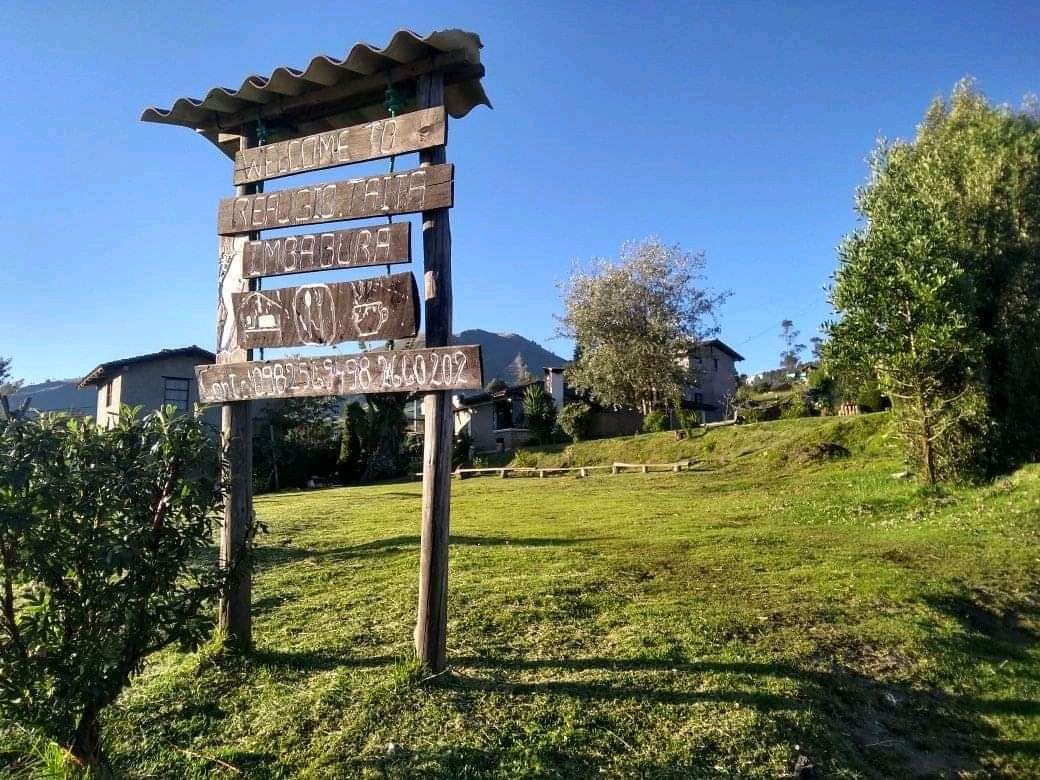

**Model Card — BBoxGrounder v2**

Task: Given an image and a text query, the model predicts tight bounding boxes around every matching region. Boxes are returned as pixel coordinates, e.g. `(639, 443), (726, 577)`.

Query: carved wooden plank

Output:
(242, 223), (410, 279)
(217, 164), (453, 235)
(196, 345), (483, 403)
(231, 272), (419, 349)
(216, 235), (250, 363)
(233, 107), (446, 185)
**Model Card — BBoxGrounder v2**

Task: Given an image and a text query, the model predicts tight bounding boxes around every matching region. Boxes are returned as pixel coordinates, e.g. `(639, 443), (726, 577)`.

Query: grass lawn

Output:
(8, 414), (1040, 777)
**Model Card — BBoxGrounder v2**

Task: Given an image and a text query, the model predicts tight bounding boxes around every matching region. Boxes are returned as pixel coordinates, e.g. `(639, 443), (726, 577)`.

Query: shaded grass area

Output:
(5, 414), (1040, 777)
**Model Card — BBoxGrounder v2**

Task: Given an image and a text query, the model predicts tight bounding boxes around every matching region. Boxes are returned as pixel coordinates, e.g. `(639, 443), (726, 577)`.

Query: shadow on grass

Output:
(445, 654), (1037, 775)
(925, 588), (1040, 662)
(255, 534), (602, 566)
(229, 645), (1037, 774)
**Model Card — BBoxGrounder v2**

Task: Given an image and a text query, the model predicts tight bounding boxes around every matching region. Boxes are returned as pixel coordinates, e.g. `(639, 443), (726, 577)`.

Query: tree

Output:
(558, 401), (593, 442)
(557, 238), (728, 413)
(254, 396), (340, 491)
(337, 401), (367, 483)
(826, 80), (1040, 481)
(361, 393), (409, 482)
(779, 320), (806, 374)
(0, 356), (22, 398)
(810, 336), (824, 362)
(521, 384), (556, 444)
(0, 407), (229, 766)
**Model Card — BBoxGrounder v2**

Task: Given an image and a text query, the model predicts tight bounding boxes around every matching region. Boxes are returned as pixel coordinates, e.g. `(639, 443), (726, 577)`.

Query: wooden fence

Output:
(414, 460), (697, 480)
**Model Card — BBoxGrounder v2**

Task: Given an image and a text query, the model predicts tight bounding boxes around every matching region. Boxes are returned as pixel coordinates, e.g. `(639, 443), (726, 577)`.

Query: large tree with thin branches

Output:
(556, 238), (728, 413)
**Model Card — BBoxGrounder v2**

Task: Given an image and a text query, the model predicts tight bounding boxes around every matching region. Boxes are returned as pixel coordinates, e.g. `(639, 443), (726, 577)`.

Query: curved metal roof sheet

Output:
(141, 29), (490, 157)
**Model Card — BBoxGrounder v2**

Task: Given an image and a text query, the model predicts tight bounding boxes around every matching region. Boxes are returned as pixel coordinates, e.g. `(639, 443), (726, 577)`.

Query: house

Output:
(79, 346), (220, 429)
(677, 339), (744, 422)
(546, 340), (744, 424)
(455, 339), (745, 453)
(453, 380), (540, 454)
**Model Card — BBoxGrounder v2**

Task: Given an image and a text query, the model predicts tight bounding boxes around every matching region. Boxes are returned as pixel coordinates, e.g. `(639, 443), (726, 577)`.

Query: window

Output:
(105, 381), (113, 407)
(713, 358), (719, 371)
(163, 377), (191, 413)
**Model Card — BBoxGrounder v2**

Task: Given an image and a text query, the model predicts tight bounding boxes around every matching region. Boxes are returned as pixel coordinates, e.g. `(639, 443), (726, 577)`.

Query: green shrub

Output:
(522, 385), (557, 445)
(677, 408), (703, 437)
(642, 410), (668, 433)
(856, 384), (885, 413)
(0, 407), (231, 766)
(511, 449), (537, 468)
(559, 401), (593, 442)
(780, 399), (813, 419)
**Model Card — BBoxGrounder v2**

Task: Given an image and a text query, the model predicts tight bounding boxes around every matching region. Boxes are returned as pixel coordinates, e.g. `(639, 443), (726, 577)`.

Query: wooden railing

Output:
(414, 460), (697, 480)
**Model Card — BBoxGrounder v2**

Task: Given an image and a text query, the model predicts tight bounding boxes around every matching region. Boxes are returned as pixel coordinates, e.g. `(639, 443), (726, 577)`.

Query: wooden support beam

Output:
(415, 71), (453, 674)
(219, 132), (256, 649)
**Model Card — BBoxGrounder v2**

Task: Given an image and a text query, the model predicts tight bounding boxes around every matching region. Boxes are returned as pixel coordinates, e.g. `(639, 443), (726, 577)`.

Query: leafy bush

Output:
(856, 384), (886, 413)
(522, 385), (557, 444)
(780, 398), (813, 419)
(511, 449), (538, 468)
(676, 408), (703, 437)
(642, 410), (668, 433)
(0, 407), (229, 766)
(558, 401), (593, 442)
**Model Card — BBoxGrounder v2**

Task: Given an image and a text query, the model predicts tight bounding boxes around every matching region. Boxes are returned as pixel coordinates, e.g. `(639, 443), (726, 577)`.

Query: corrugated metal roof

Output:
(80, 346), (215, 388)
(141, 29), (490, 157)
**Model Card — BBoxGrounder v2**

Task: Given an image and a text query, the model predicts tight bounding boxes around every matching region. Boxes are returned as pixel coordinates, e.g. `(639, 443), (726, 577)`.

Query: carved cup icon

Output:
(352, 301), (390, 337)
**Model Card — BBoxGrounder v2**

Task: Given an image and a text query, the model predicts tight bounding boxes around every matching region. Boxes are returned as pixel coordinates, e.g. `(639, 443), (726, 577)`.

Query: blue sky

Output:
(1, 1), (1037, 383)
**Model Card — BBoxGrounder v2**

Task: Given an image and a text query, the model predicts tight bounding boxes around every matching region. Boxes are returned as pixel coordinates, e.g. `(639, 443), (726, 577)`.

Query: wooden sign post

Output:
(220, 130), (258, 647)
(143, 32), (489, 671)
(415, 71), (454, 673)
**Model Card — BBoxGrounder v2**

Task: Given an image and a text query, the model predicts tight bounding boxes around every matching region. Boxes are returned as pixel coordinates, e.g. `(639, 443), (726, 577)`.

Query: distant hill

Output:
(449, 329), (567, 387)
(9, 379), (94, 415)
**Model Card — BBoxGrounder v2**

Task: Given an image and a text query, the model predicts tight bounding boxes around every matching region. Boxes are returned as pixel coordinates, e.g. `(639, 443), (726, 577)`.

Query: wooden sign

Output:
(232, 272), (418, 349)
(196, 345), (484, 403)
(243, 223), (410, 279)
(234, 107), (446, 185)
(217, 164), (453, 235)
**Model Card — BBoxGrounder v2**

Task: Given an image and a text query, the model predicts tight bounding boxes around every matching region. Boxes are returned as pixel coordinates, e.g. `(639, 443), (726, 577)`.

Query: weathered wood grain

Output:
(415, 72), (454, 674)
(234, 107), (446, 185)
(219, 132), (255, 650)
(196, 345), (483, 403)
(231, 272), (419, 349)
(217, 164), (453, 235)
(216, 235), (250, 364)
(242, 223), (410, 279)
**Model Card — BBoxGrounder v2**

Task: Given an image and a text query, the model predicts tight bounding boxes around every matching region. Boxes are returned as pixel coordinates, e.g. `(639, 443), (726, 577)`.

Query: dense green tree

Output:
(0, 408), (228, 766)
(254, 396), (340, 491)
(362, 393), (409, 482)
(521, 385), (557, 444)
(337, 401), (367, 483)
(0, 357), (22, 398)
(558, 401), (593, 442)
(826, 80), (1040, 481)
(557, 238), (728, 413)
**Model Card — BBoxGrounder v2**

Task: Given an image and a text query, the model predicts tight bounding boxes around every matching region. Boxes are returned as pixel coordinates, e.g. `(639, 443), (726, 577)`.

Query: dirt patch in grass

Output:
(790, 441), (851, 463)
